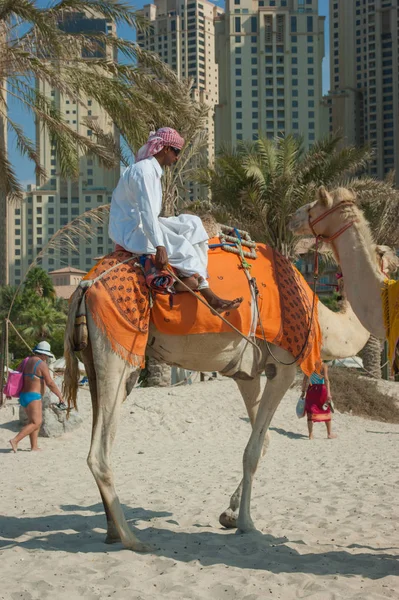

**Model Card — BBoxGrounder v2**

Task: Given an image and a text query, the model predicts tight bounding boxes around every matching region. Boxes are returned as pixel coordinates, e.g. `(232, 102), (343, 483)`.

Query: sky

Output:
(9, 0), (330, 187)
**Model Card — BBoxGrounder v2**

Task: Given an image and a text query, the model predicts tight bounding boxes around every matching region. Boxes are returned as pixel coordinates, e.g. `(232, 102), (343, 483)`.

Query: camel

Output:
(289, 186), (389, 340)
(63, 203), (371, 552)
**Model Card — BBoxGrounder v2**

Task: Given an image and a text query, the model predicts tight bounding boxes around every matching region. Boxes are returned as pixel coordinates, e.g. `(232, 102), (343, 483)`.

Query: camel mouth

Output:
(288, 216), (302, 232)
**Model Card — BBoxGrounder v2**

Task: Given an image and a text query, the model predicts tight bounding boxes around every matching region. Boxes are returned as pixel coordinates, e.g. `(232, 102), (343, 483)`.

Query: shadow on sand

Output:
(0, 503), (396, 579)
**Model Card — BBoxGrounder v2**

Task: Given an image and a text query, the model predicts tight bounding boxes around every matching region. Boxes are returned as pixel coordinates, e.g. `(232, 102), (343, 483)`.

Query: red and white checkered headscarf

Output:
(135, 127), (185, 163)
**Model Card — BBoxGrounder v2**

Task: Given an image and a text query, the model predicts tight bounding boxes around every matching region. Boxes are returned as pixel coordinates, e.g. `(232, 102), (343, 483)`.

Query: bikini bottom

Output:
(19, 392), (42, 408)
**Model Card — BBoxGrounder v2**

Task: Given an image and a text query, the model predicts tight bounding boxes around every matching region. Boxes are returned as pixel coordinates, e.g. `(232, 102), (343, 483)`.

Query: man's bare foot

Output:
(31, 447), (42, 451)
(9, 439), (17, 453)
(200, 289), (243, 314)
(309, 434), (314, 440)
(327, 433), (337, 439)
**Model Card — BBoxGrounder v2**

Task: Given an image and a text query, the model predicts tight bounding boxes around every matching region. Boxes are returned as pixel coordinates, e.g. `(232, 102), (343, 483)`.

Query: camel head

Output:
(289, 186), (357, 237)
(376, 245), (399, 277)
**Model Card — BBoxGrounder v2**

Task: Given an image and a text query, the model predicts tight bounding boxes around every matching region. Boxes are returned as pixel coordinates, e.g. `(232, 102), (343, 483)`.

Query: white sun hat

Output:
(33, 341), (55, 359)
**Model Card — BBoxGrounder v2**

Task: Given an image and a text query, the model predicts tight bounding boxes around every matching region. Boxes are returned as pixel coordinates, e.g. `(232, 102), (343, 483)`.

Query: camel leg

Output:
(85, 327), (150, 552)
(237, 363), (296, 533)
(219, 376), (266, 529)
(81, 341), (121, 544)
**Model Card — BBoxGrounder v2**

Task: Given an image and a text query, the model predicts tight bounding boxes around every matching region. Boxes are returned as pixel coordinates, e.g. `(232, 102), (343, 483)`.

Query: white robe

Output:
(109, 157), (209, 281)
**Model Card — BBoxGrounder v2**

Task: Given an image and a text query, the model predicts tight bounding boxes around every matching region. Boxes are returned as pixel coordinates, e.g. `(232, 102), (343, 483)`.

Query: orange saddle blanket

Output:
(83, 240), (322, 376)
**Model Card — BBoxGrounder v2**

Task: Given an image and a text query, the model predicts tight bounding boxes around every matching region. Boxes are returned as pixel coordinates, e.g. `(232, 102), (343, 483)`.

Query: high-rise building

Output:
(137, 0), (223, 201)
(8, 12), (120, 285)
(328, 0), (399, 183)
(215, 0), (328, 148)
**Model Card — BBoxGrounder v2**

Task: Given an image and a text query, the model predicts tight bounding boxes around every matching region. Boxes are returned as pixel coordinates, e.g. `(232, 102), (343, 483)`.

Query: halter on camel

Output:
(307, 199), (358, 278)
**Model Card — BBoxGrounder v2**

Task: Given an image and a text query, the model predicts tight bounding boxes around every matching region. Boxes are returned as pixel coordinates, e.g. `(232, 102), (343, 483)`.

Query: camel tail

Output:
(63, 286), (85, 413)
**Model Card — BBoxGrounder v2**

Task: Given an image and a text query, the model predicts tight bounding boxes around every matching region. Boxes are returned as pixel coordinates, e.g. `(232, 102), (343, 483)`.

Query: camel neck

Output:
(331, 225), (386, 339)
(318, 298), (369, 360)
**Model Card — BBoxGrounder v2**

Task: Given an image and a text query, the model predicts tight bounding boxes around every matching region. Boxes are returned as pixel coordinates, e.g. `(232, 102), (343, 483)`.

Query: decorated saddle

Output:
(81, 236), (322, 376)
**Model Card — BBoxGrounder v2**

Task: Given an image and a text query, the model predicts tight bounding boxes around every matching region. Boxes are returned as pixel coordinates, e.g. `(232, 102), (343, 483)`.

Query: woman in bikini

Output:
(9, 341), (65, 453)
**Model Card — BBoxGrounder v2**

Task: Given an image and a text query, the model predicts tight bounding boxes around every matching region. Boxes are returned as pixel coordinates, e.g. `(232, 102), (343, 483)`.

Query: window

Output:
(291, 16), (297, 32)
(307, 16), (313, 32)
(235, 17), (241, 33)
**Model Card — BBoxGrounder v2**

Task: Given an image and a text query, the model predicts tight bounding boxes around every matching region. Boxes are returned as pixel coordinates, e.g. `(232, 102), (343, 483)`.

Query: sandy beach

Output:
(0, 377), (398, 600)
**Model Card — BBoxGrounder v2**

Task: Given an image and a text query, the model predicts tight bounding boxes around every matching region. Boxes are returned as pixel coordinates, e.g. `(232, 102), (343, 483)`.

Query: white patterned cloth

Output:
(109, 157), (209, 283)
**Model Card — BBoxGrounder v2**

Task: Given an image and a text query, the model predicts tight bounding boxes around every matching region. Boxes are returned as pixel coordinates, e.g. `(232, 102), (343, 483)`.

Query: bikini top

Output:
(23, 359), (44, 380)
(309, 372), (325, 385)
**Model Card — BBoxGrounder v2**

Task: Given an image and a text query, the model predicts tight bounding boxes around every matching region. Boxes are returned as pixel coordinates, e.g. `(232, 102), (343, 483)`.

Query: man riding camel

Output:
(109, 127), (243, 313)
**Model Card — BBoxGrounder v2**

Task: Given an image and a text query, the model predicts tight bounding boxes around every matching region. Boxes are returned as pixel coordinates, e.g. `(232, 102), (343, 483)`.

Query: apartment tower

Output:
(8, 11), (119, 285)
(215, 0), (327, 148)
(328, 0), (399, 183)
(137, 0), (223, 200)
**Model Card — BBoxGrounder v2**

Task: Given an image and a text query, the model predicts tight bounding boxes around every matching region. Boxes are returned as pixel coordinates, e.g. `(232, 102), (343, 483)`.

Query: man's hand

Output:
(155, 246), (168, 270)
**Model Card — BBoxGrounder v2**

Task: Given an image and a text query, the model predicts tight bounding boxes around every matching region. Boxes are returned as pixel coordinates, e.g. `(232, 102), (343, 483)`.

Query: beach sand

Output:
(0, 378), (398, 599)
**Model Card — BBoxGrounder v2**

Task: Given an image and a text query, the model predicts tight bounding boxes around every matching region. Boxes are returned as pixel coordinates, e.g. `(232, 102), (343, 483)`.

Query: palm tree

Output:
(194, 134), (378, 258)
(20, 297), (66, 341)
(0, 0), (207, 285)
(24, 266), (56, 299)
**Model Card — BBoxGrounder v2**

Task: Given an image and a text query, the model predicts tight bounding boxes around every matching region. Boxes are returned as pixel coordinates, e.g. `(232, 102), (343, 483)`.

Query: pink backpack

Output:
(3, 358), (29, 398)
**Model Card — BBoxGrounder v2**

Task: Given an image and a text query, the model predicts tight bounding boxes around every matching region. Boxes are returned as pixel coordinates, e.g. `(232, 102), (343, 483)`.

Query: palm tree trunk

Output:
(145, 356), (171, 387)
(358, 335), (382, 379)
(0, 82), (8, 286)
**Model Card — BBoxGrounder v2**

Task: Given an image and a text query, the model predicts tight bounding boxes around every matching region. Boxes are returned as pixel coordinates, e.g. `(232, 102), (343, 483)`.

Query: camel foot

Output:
(104, 522), (121, 544)
(105, 534), (121, 544)
(219, 509), (238, 529)
(123, 540), (154, 553)
(9, 439), (17, 453)
(236, 518), (257, 534)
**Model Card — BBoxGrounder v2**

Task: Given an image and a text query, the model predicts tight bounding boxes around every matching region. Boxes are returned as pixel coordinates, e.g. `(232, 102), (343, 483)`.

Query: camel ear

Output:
(317, 186), (332, 207)
(348, 188), (358, 203)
